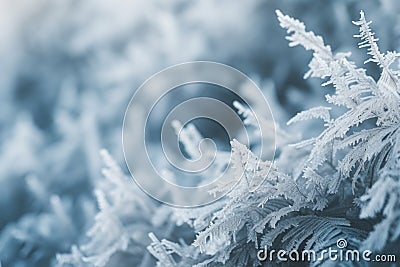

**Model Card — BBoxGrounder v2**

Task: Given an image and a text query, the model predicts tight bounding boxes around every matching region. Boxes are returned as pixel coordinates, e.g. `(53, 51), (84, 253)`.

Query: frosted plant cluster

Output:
(59, 10), (400, 267)
(145, 9), (400, 267)
(1, 1), (400, 267)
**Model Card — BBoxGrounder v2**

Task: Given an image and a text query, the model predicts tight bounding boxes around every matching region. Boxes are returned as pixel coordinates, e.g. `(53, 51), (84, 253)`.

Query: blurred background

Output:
(0, 0), (399, 266)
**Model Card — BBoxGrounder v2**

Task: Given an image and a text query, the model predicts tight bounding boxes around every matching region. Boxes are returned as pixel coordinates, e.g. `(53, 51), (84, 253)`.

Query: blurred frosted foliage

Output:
(0, 0), (399, 266)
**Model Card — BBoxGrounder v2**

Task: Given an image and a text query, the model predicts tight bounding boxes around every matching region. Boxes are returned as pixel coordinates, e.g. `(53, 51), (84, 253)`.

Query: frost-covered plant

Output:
(148, 10), (400, 267)
(0, 1), (287, 266)
(56, 150), (166, 267)
(2, 2), (400, 266)
(57, 120), (229, 267)
(278, 9), (400, 252)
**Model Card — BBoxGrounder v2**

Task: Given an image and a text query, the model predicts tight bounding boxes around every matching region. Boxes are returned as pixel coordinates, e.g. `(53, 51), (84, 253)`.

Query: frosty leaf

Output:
(353, 11), (386, 67)
(147, 233), (177, 267)
(171, 120), (204, 160)
(276, 10), (333, 62)
(233, 101), (258, 127)
(58, 150), (161, 267)
(287, 106), (332, 125)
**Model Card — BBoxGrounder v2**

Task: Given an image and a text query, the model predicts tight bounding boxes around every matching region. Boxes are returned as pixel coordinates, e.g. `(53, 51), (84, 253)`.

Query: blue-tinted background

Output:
(0, 0), (399, 266)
